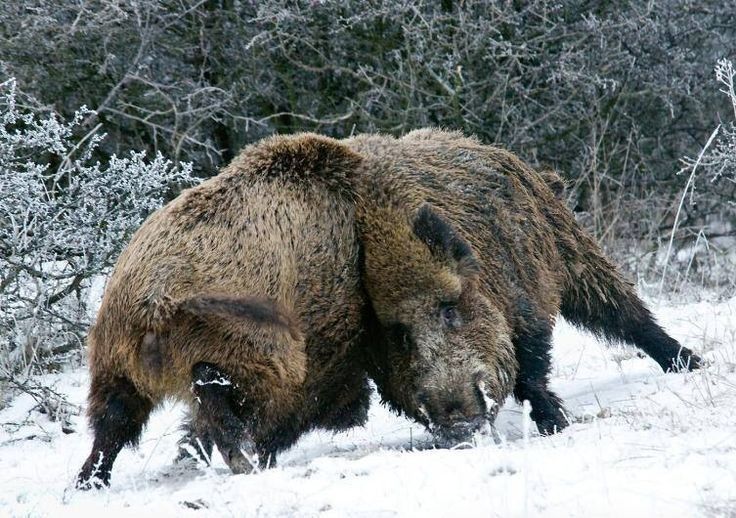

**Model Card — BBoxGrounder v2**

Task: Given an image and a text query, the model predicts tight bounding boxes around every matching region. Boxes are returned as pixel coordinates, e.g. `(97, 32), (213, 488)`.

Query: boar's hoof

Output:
(75, 469), (110, 491)
(665, 349), (702, 372)
(533, 405), (569, 436)
(221, 447), (256, 475)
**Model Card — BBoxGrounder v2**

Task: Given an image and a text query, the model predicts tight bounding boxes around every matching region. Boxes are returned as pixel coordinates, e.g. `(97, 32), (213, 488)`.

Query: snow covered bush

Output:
(0, 79), (197, 376)
(655, 60), (736, 297)
(691, 59), (736, 294)
(705, 60), (736, 187)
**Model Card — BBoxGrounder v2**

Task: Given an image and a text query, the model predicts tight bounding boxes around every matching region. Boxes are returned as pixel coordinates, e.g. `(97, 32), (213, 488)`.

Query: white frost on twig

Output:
(194, 377), (232, 387)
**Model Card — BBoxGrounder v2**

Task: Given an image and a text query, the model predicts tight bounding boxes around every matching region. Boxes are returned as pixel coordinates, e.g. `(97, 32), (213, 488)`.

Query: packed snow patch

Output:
(1, 299), (735, 517)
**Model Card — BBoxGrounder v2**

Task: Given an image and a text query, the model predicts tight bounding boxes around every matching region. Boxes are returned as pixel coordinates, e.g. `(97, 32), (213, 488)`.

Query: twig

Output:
(658, 125), (720, 299)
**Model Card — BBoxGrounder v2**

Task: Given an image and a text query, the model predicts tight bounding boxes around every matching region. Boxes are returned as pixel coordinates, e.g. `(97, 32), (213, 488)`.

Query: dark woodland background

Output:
(1, 0), (735, 377)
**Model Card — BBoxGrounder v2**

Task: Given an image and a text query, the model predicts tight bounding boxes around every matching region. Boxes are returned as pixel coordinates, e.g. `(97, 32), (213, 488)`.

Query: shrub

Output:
(0, 79), (197, 375)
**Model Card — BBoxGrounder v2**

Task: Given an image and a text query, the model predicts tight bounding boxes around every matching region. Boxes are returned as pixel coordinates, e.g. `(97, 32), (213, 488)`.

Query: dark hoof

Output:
(531, 400), (569, 436)
(536, 415), (569, 436)
(76, 456), (111, 490)
(75, 472), (109, 491)
(174, 450), (206, 470)
(664, 349), (702, 372)
(522, 390), (569, 436)
(221, 447), (256, 475)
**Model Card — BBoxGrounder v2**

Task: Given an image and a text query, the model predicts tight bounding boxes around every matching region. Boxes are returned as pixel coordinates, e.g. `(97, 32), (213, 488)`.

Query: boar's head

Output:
(360, 203), (517, 446)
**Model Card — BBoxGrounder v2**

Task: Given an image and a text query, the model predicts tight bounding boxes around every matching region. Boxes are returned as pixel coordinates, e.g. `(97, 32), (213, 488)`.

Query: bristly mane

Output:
(232, 133), (363, 199)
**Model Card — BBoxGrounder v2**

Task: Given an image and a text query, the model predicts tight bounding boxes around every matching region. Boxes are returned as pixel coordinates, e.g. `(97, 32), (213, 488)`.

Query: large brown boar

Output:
(346, 128), (701, 443)
(76, 134), (374, 489)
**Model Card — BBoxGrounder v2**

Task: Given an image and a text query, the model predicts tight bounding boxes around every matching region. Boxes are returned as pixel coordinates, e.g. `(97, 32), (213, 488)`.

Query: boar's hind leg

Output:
(77, 376), (153, 490)
(191, 362), (257, 475)
(513, 317), (568, 435)
(175, 408), (214, 466)
(561, 261), (701, 372)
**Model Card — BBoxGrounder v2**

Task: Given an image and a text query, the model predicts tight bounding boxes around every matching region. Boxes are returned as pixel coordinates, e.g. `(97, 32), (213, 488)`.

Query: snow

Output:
(2, 299), (735, 517)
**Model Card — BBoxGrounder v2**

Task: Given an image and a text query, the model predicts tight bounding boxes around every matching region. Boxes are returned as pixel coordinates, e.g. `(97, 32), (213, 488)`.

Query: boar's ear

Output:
(412, 204), (479, 275)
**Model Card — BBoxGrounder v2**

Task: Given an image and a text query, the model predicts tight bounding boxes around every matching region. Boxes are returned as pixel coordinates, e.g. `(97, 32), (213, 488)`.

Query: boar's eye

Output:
(387, 322), (413, 352)
(439, 303), (461, 329)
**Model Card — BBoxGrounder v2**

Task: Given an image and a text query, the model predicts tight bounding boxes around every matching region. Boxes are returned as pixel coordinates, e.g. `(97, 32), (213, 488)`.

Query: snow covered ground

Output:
(1, 298), (735, 517)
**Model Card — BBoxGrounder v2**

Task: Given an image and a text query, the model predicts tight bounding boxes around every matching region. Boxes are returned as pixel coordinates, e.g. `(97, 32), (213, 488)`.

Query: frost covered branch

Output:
(0, 79), (197, 376)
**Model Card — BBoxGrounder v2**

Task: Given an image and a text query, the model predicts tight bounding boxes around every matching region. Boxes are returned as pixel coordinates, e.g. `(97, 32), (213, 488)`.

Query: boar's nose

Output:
(444, 398), (465, 422)
(416, 389), (477, 424)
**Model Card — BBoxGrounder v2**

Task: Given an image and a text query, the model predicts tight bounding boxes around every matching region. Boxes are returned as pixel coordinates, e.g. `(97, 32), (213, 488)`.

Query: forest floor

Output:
(2, 298), (735, 517)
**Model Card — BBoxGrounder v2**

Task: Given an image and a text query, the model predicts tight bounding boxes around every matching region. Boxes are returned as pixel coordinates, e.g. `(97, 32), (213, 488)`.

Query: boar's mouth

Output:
(417, 379), (500, 448)
(430, 415), (491, 449)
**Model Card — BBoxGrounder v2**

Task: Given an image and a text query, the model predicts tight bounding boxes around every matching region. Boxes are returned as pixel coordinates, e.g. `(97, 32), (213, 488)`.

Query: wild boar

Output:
(76, 134), (373, 488)
(346, 128), (700, 442)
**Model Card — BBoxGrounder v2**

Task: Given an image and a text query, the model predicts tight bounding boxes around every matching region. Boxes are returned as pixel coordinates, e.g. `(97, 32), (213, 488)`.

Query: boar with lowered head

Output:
(347, 128), (701, 444)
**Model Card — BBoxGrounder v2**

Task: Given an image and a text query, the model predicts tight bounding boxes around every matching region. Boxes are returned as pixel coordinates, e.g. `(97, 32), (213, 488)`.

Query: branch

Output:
(658, 125), (721, 298)
(46, 273), (85, 306)
(256, 110), (355, 125)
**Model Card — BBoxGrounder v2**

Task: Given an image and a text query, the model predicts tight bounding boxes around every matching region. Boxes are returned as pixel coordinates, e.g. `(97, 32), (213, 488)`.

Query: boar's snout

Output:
(430, 415), (489, 449)
(415, 374), (497, 446)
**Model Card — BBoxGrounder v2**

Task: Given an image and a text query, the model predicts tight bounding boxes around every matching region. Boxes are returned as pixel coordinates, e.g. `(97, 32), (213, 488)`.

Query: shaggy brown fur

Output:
(346, 128), (701, 437)
(77, 134), (373, 488)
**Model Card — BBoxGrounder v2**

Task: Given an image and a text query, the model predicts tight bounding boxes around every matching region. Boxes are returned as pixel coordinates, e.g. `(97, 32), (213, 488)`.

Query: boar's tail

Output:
(146, 294), (302, 341)
(178, 295), (302, 341)
(558, 234), (700, 372)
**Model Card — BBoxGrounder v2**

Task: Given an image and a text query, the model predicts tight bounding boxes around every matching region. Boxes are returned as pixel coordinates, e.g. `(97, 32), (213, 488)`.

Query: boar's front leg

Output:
(190, 362), (257, 474)
(512, 315), (569, 435)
